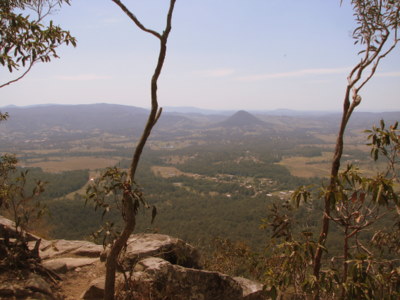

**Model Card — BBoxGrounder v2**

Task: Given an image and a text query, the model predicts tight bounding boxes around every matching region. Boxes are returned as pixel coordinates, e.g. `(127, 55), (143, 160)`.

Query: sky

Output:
(1, 0), (399, 112)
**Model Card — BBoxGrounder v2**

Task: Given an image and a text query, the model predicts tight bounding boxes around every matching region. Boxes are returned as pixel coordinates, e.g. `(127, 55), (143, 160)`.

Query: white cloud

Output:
(237, 67), (351, 81)
(194, 68), (235, 78)
(57, 74), (112, 81)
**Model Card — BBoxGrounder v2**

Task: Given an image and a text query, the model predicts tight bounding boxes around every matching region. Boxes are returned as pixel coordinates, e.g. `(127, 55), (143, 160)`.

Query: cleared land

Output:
(22, 156), (121, 173)
(278, 152), (332, 178)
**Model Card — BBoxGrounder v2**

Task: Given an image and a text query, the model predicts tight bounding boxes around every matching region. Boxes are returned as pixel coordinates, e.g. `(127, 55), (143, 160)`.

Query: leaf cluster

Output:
(0, 0), (76, 75)
(351, 0), (400, 49)
(366, 119), (400, 182)
(0, 154), (47, 234)
(85, 167), (156, 247)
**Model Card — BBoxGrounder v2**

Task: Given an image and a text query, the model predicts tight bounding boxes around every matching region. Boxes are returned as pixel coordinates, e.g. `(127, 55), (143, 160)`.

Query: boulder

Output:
(81, 257), (265, 300)
(112, 233), (201, 270)
(125, 257), (265, 300)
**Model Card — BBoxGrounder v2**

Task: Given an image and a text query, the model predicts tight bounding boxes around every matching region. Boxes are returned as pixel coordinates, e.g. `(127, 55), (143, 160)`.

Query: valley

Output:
(0, 104), (398, 251)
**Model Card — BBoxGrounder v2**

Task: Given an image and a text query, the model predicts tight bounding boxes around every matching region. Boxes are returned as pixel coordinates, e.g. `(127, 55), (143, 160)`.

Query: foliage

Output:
(308, 1), (400, 297)
(85, 167), (155, 246)
(0, 0), (76, 88)
(0, 153), (50, 280)
(366, 120), (400, 182)
(0, 154), (46, 235)
(264, 121), (400, 299)
(202, 237), (265, 280)
(0, 112), (9, 121)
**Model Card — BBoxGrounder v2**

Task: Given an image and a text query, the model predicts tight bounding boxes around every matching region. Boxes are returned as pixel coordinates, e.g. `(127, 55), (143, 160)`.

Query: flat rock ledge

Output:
(82, 257), (265, 300)
(1, 216), (265, 299)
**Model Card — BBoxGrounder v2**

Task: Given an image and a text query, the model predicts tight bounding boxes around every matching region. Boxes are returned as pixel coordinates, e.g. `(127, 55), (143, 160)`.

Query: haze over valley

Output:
(1, 103), (397, 250)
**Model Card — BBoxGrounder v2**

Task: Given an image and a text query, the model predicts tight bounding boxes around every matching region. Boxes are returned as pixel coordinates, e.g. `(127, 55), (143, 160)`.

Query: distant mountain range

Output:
(1, 103), (399, 138)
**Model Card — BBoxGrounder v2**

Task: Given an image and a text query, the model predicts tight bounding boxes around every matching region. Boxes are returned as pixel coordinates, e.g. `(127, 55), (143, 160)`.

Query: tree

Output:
(0, 0), (76, 88)
(312, 1), (399, 296)
(287, 1), (400, 298)
(86, 1), (177, 299)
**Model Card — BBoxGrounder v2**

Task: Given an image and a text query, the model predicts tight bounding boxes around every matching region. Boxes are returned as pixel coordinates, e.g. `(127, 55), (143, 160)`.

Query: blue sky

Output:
(1, 0), (399, 111)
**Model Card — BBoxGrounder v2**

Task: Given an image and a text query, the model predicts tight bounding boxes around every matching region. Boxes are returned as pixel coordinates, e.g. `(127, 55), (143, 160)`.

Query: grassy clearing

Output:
(278, 152), (332, 178)
(151, 166), (186, 178)
(22, 156), (121, 173)
(279, 151), (387, 178)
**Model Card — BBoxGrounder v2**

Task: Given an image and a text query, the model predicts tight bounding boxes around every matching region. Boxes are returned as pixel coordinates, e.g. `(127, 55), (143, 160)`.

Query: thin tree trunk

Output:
(312, 86), (356, 299)
(104, 1), (176, 299)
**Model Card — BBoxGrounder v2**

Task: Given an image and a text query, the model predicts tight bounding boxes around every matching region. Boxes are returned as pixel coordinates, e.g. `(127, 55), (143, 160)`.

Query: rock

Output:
(0, 215), (42, 242)
(80, 276), (105, 300)
(122, 257), (265, 300)
(0, 273), (56, 300)
(39, 239), (103, 260)
(25, 273), (53, 295)
(81, 274), (124, 300)
(113, 233), (201, 270)
(42, 257), (99, 274)
(233, 277), (265, 300)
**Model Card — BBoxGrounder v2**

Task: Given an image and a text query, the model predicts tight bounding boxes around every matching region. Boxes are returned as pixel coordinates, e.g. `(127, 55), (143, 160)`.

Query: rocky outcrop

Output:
(114, 233), (201, 270)
(82, 257), (265, 300)
(1, 216), (265, 299)
(126, 257), (264, 300)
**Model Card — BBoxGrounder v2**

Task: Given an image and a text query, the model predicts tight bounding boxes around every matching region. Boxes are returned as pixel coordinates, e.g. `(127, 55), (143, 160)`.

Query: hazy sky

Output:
(1, 0), (399, 111)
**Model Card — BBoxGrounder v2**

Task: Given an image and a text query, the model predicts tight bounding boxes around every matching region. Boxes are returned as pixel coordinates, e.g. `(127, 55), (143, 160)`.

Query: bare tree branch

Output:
(111, 0), (162, 39)
(0, 61), (34, 89)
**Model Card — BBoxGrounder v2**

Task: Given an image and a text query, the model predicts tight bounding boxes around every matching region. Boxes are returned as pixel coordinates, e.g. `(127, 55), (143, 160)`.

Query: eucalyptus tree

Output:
(85, 1), (177, 299)
(287, 1), (400, 299)
(0, 0), (76, 88)
(313, 0), (400, 288)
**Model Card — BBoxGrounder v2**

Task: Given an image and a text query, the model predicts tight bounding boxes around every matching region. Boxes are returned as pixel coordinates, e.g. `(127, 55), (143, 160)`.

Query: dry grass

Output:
(22, 156), (121, 173)
(151, 166), (185, 178)
(278, 152), (332, 178)
(278, 151), (387, 178)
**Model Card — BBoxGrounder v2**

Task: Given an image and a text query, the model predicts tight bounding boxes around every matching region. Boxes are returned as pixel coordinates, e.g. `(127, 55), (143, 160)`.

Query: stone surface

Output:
(117, 233), (201, 270)
(80, 276), (105, 300)
(0, 215), (42, 242)
(125, 257), (265, 300)
(1, 215), (265, 299)
(0, 273), (56, 300)
(233, 277), (265, 300)
(80, 274), (124, 300)
(25, 273), (53, 295)
(43, 257), (99, 274)
(39, 239), (103, 260)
